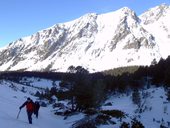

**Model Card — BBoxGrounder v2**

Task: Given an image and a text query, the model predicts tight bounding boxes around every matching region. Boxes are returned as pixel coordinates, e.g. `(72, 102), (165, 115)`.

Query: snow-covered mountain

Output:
(140, 4), (170, 59)
(0, 4), (170, 72)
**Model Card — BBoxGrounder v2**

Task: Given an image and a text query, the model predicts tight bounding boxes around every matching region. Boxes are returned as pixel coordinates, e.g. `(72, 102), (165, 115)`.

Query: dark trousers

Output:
(27, 111), (33, 124)
(34, 110), (39, 118)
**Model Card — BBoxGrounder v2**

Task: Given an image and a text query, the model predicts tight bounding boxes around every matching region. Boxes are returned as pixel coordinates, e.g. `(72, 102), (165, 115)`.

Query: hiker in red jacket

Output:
(19, 97), (34, 124)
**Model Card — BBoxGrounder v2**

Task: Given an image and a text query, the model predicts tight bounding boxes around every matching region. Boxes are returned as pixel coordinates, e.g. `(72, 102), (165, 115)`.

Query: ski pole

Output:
(17, 109), (21, 119)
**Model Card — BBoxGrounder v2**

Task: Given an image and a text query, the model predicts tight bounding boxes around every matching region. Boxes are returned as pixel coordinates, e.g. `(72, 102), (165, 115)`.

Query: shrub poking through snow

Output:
(131, 118), (144, 128)
(100, 109), (125, 119)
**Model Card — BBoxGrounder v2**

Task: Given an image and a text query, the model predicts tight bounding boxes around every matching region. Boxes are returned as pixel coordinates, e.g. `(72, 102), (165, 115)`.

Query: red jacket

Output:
(20, 100), (34, 112)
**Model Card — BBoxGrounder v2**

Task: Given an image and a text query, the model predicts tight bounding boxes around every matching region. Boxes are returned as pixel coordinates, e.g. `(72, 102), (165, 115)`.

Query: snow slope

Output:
(100, 87), (170, 128)
(0, 80), (81, 128)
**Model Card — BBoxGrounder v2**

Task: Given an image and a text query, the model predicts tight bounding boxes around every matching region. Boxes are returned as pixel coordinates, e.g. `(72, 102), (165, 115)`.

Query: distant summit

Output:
(140, 3), (170, 24)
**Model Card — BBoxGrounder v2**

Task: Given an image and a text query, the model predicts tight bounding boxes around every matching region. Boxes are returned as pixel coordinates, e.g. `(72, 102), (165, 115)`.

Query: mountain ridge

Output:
(0, 4), (169, 72)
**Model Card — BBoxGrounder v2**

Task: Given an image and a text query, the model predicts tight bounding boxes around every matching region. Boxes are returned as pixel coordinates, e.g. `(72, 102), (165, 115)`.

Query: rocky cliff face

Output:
(0, 4), (169, 72)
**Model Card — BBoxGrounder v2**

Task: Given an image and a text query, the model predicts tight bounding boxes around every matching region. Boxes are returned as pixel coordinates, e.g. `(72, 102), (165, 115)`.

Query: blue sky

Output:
(0, 0), (170, 48)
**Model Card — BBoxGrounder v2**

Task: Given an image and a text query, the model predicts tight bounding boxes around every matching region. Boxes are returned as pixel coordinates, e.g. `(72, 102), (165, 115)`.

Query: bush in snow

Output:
(72, 117), (97, 128)
(83, 108), (98, 115)
(95, 114), (111, 125)
(120, 122), (130, 128)
(131, 118), (144, 128)
(100, 110), (125, 119)
(132, 89), (141, 107)
(21, 86), (26, 93)
(166, 89), (170, 101)
(39, 101), (47, 107)
(160, 124), (168, 128)
(35, 91), (41, 97)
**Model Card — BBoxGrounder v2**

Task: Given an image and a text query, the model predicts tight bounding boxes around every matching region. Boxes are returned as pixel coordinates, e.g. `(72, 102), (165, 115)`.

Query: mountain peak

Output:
(158, 3), (169, 10)
(147, 3), (169, 13)
(116, 7), (139, 21)
(121, 7), (133, 12)
(117, 7), (135, 15)
(153, 3), (170, 15)
(140, 3), (170, 25)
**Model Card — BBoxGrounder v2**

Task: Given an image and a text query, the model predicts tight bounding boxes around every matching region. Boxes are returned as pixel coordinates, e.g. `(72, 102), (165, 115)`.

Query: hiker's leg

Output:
(27, 111), (32, 124)
(36, 111), (39, 118)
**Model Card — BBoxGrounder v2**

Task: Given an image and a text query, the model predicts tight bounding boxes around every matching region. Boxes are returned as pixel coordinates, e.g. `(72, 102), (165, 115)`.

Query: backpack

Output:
(26, 101), (34, 112)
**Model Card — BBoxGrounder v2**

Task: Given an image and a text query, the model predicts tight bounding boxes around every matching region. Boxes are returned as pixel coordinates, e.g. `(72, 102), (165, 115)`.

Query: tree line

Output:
(1, 56), (170, 111)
